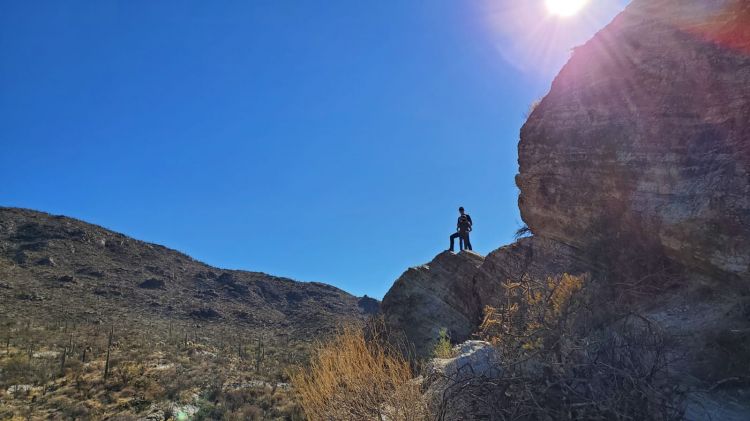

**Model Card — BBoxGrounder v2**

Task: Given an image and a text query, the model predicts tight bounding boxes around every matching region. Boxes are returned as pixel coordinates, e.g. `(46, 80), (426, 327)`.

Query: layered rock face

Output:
(517, 0), (750, 282)
(381, 251), (484, 358)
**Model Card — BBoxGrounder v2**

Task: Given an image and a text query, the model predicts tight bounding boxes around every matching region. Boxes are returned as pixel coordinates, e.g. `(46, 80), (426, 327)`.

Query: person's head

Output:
(458, 207), (465, 215)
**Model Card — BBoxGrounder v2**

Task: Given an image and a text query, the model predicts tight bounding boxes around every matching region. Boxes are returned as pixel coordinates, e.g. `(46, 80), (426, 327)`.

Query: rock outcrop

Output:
(381, 251), (484, 358)
(382, 239), (589, 359)
(514, 2), (750, 407)
(517, 0), (750, 283)
(383, 0), (750, 416)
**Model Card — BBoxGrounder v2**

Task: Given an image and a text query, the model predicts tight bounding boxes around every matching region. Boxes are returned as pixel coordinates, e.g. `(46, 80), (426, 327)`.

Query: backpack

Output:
(458, 215), (471, 231)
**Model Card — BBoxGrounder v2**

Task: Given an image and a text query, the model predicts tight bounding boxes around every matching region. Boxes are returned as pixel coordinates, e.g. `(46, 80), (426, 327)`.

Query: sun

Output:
(545, 0), (589, 17)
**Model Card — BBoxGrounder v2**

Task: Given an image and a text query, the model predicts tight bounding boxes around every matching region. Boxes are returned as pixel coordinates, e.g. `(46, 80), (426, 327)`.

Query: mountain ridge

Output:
(0, 206), (376, 341)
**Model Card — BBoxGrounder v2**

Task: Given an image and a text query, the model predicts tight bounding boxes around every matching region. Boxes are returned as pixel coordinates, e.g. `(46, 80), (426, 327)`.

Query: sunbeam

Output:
(546, 0), (590, 17)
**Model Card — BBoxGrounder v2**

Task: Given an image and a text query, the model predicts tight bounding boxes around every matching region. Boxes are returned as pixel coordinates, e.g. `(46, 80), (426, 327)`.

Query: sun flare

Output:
(545, 0), (589, 17)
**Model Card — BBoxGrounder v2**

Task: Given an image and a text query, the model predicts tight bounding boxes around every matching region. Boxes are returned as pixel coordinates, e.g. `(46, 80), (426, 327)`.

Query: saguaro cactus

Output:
(255, 336), (265, 373)
(103, 326), (113, 379)
(59, 345), (67, 377)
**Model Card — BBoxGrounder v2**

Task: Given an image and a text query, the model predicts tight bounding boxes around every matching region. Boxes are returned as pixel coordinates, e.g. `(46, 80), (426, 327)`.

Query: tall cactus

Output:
(103, 325), (113, 379)
(59, 345), (67, 377)
(255, 336), (264, 373)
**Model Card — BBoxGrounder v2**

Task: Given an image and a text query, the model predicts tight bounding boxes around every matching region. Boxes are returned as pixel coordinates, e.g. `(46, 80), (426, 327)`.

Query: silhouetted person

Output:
(449, 207), (473, 252)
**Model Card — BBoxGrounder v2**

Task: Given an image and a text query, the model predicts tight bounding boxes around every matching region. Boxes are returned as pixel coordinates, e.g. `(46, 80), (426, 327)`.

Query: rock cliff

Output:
(514, 1), (750, 403)
(383, 0), (750, 415)
(518, 0), (750, 283)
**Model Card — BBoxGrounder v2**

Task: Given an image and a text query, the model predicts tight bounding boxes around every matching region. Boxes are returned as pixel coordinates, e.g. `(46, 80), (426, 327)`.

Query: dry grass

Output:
(290, 323), (428, 421)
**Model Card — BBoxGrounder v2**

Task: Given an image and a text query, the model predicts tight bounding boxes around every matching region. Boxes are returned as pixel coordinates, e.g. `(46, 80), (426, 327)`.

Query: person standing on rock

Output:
(449, 207), (473, 252)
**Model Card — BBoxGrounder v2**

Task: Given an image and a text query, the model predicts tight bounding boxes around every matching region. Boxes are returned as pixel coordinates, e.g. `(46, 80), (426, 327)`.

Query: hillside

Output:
(0, 207), (376, 419)
(0, 207), (374, 334)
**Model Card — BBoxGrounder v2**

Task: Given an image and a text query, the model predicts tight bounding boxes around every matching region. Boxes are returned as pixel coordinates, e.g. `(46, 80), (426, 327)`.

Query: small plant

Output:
(513, 224), (532, 239)
(431, 328), (454, 359)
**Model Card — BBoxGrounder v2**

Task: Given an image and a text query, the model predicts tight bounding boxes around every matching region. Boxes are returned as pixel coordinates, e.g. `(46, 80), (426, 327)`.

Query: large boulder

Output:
(382, 239), (588, 360)
(423, 341), (503, 421)
(381, 251), (484, 358)
(517, 0), (750, 283)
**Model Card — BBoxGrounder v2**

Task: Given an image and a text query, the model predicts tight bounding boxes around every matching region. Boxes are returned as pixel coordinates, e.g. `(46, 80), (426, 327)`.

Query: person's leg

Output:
(449, 232), (460, 251)
(463, 232), (472, 251)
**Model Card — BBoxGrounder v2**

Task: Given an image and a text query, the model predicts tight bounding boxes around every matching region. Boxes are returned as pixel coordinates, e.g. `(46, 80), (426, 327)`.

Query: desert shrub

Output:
(225, 403), (263, 421)
(481, 273), (584, 354)
(1, 354), (32, 389)
(63, 358), (83, 376)
(194, 402), (226, 420)
(142, 377), (165, 402)
(50, 394), (91, 419)
(0, 405), (13, 420)
(470, 273), (685, 420)
(290, 324), (428, 421)
(222, 388), (251, 412)
(107, 360), (143, 391)
(432, 328), (454, 359)
(200, 370), (225, 402)
(277, 401), (305, 421)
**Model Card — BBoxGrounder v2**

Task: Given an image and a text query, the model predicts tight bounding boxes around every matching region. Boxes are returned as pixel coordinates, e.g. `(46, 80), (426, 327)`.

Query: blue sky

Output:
(1, 0), (627, 298)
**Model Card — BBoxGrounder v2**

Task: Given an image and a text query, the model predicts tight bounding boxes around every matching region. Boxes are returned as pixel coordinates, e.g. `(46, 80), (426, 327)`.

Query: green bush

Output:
(431, 328), (454, 359)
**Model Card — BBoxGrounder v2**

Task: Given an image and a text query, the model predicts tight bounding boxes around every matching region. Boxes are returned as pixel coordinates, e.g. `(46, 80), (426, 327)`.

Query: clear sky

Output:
(1, 0), (628, 298)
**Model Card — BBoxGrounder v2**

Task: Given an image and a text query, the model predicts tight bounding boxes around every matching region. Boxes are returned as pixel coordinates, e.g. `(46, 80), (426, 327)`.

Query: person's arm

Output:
(467, 215), (473, 231)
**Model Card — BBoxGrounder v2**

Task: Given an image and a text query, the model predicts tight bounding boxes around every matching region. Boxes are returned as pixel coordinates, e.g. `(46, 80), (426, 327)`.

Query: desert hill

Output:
(0, 207), (375, 336)
(0, 206), (376, 419)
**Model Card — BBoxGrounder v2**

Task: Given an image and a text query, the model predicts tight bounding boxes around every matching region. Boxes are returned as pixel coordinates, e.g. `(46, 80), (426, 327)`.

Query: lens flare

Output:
(545, 0), (590, 17)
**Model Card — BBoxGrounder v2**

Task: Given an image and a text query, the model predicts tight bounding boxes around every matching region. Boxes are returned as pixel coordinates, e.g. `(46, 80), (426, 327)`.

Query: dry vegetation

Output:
(461, 272), (685, 420)
(0, 316), (311, 420)
(285, 270), (687, 420)
(290, 322), (427, 421)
